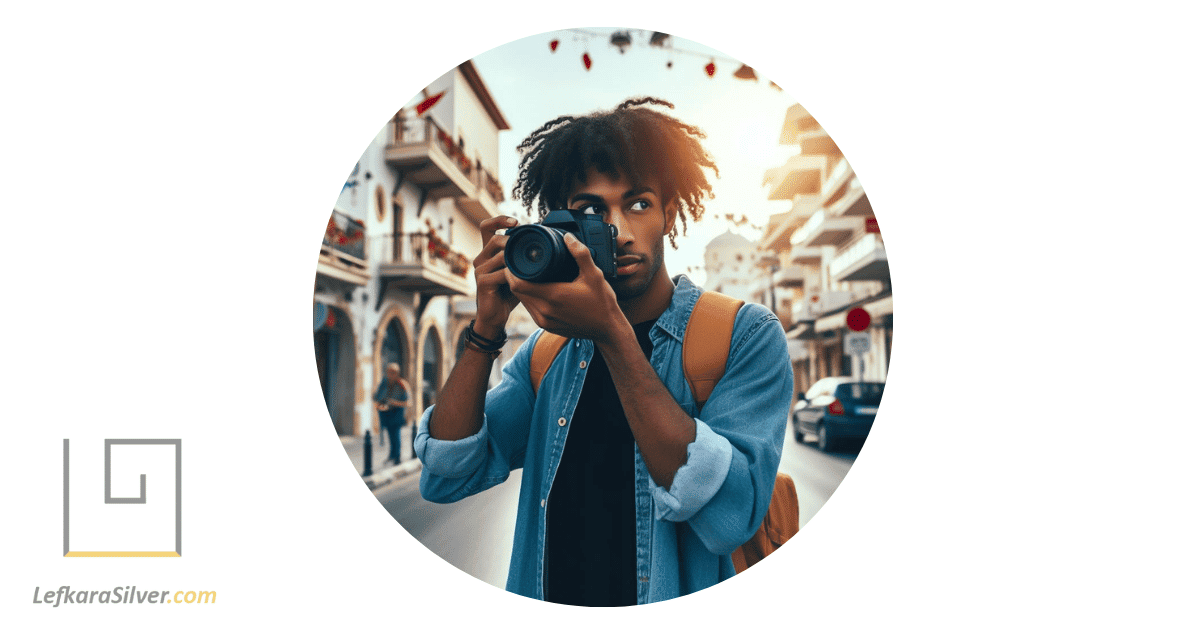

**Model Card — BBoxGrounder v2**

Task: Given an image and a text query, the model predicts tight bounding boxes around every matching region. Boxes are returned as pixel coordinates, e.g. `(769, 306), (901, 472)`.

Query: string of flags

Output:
(547, 29), (782, 90)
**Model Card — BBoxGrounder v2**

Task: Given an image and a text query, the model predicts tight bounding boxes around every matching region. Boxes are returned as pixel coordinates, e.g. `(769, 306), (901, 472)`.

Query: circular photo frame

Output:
(312, 27), (891, 607)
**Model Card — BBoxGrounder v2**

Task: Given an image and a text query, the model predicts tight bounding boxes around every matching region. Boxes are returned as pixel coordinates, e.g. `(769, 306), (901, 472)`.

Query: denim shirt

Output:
(415, 275), (792, 604)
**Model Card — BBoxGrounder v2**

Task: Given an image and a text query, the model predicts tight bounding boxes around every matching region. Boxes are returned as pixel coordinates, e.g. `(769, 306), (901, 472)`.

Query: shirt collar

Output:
(651, 274), (703, 343)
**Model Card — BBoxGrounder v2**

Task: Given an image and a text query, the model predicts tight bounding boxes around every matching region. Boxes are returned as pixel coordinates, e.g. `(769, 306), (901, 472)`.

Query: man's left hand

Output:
(505, 233), (627, 344)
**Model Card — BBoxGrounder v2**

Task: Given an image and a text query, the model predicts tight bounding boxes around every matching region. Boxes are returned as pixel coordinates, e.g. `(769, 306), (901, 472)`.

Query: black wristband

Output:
(467, 319), (507, 352)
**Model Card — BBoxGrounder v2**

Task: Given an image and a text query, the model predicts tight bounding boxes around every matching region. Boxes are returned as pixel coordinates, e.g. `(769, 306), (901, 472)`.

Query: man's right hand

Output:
(473, 215), (520, 338)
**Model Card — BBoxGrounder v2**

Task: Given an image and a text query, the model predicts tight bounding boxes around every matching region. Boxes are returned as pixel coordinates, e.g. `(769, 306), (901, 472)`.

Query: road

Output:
(373, 428), (859, 587)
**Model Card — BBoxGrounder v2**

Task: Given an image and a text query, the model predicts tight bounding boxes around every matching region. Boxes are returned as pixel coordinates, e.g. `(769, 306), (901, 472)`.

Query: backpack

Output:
(529, 290), (799, 573)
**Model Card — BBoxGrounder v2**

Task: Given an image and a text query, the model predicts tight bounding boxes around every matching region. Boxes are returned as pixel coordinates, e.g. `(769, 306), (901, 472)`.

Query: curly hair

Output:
(510, 97), (718, 249)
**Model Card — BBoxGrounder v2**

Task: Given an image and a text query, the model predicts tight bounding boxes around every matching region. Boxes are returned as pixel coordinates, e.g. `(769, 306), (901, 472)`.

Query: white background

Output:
(3, 1), (1197, 626)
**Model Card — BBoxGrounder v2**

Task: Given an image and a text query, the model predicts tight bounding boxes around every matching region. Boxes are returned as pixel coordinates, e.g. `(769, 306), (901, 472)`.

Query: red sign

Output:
(865, 218), (880, 233)
(846, 307), (871, 331)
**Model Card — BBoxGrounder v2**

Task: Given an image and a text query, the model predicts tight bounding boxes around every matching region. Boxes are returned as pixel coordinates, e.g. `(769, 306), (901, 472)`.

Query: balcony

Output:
(316, 210), (369, 286)
(378, 232), (472, 296)
(765, 154), (828, 201)
(832, 234), (890, 283)
(385, 115), (475, 200)
(790, 243), (822, 265)
(776, 265), (807, 288)
(793, 209), (859, 247)
(457, 165), (506, 223)
(778, 103), (820, 144)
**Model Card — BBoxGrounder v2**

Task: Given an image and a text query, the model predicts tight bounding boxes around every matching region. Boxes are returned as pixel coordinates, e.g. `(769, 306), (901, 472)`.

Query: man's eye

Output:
(630, 200), (650, 212)
(578, 205), (601, 215)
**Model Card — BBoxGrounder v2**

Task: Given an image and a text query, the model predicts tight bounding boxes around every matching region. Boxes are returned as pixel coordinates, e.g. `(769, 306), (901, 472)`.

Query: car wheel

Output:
(818, 424), (835, 452)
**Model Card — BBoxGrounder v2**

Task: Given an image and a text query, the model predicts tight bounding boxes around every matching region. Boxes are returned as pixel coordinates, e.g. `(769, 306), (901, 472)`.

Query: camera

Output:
(504, 209), (618, 283)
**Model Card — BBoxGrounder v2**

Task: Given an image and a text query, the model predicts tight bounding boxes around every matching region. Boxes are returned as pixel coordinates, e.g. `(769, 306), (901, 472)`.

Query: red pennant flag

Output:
(549, 39), (559, 52)
(582, 52), (592, 70)
(416, 90), (446, 115)
(704, 61), (716, 77)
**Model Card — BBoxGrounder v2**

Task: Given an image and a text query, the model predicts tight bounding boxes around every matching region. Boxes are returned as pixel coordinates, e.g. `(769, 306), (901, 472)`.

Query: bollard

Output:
(363, 430), (373, 477)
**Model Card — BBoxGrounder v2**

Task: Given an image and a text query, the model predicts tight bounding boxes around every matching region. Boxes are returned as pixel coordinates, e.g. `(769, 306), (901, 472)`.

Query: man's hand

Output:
(473, 215), (521, 338)
(506, 233), (627, 344)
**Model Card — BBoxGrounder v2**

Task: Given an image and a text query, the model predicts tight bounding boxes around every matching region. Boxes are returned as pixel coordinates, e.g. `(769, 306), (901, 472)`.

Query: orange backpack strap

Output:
(530, 331), (570, 394)
(682, 291), (744, 411)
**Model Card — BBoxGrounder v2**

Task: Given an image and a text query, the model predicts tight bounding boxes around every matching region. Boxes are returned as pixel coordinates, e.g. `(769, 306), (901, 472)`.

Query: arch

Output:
(314, 303), (357, 436)
(416, 320), (445, 420)
(373, 307), (414, 437)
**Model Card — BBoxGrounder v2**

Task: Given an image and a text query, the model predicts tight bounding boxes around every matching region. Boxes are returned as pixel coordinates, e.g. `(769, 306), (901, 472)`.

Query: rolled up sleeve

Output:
(416, 333), (538, 503)
(650, 418), (733, 521)
(652, 305), (793, 555)
(415, 411), (491, 479)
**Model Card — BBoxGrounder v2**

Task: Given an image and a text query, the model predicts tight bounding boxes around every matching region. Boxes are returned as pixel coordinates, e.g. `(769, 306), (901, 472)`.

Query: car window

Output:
(836, 383), (885, 404)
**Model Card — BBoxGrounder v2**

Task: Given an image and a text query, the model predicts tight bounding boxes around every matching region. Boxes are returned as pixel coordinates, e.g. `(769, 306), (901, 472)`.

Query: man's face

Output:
(565, 168), (674, 302)
(386, 366), (400, 382)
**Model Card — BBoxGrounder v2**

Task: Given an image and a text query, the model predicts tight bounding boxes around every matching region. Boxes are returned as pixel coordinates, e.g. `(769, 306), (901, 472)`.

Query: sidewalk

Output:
(340, 424), (422, 491)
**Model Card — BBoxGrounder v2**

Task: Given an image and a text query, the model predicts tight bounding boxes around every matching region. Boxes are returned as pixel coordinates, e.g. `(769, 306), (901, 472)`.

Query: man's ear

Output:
(662, 198), (679, 236)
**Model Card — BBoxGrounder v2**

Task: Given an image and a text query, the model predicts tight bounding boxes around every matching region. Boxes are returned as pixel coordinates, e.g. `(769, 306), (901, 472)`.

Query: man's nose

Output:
(608, 209), (634, 248)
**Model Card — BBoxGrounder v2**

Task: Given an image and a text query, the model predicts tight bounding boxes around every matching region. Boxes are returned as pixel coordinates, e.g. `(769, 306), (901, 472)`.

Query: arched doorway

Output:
(419, 325), (444, 416)
(314, 303), (355, 436)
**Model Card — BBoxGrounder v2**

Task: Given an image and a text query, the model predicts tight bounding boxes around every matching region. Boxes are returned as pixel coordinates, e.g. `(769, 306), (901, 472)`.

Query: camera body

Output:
(504, 209), (618, 283)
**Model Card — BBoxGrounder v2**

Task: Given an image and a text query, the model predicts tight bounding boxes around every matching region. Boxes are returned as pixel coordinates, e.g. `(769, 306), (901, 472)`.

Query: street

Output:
(372, 425), (860, 588)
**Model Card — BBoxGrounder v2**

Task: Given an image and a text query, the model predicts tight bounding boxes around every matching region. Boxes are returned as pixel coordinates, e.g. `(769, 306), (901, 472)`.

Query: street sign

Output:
(846, 306), (871, 331)
(844, 332), (870, 355)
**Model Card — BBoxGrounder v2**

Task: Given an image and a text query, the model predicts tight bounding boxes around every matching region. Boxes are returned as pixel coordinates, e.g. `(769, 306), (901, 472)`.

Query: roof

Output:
(458, 60), (510, 131)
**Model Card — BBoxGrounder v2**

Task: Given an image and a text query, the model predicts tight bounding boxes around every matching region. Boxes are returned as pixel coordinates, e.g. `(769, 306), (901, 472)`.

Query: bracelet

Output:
(463, 342), (502, 359)
(466, 319), (507, 352)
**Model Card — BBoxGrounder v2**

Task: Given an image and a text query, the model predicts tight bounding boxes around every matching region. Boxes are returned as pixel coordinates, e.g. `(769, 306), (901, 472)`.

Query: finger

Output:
(477, 267), (510, 288)
(479, 215), (517, 249)
(473, 233), (509, 267)
(474, 249), (507, 275)
(563, 233), (602, 279)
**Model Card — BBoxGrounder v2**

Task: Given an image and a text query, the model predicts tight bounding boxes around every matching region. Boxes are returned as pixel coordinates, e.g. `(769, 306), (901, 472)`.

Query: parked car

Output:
(792, 376), (885, 451)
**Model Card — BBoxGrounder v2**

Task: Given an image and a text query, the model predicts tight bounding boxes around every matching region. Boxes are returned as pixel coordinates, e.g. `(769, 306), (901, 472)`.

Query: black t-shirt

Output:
(543, 319), (657, 607)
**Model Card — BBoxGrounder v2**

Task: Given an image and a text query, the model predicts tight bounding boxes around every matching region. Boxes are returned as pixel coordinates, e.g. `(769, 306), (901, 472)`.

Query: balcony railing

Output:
(377, 231), (472, 297)
(831, 233), (889, 283)
(386, 232), (470, 277)
(391, 115), (474, 177)
(322, 210), (366, 260)
(317, 210), (369, 285)
(477, 167), (505, 204)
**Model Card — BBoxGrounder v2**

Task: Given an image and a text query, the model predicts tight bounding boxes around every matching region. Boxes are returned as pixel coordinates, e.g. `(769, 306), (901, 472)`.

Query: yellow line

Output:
(65, 552), (180, 557)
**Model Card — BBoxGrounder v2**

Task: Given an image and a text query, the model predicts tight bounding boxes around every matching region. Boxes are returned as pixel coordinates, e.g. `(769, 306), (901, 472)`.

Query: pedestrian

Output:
(373, 363), (410, 465)
(415, 97), (792, 605)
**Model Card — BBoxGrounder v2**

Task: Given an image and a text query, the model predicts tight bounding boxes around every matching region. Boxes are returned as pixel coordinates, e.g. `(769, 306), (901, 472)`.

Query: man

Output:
(373, 363), (410, 465)
(415, 97), (792, 605)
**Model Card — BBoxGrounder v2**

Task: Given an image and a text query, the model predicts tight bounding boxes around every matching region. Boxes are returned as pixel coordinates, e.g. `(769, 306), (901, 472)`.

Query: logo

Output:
(62, 439), (182, 557)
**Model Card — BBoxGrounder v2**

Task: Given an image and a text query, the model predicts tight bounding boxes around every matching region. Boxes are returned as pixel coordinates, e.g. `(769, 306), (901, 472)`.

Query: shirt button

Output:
(557, 417), (567, 427)
(579, 360), (587, 369)
(541, 499), (546, 507)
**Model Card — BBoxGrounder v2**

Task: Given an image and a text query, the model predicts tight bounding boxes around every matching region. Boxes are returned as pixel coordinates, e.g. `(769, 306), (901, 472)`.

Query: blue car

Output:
(792, 376), (885, 452)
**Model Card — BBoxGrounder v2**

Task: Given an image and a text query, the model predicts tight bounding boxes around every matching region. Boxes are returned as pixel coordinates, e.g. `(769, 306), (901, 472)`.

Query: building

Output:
(757, 103), (892, 396)
(702, 230), (762, 302)
(314, 60), (511, 444)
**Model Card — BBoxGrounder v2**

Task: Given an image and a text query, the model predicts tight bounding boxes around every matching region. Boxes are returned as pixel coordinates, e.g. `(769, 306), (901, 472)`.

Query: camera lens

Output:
(505, 225), (576, 282)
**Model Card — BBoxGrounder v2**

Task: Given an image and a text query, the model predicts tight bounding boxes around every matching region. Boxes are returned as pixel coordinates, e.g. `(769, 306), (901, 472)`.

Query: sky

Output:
(408, 28), (804, 286)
